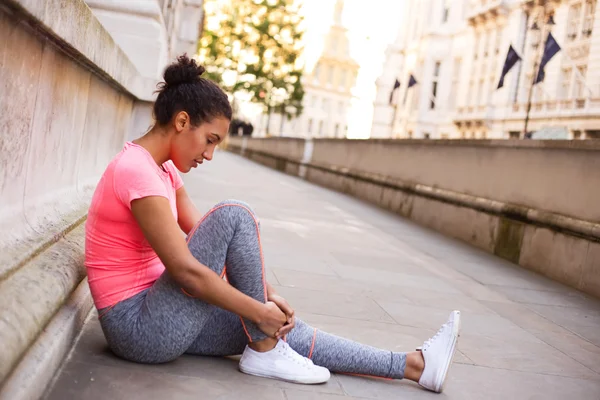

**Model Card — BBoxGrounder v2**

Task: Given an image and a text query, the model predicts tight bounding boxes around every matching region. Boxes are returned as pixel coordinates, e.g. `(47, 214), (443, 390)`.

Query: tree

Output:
(198, 0), (305, 134)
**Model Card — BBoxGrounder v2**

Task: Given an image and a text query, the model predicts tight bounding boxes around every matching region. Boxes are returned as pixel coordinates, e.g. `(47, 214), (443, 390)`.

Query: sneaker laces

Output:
(278, 341), (314, 367)
(422, 322), (448, 350)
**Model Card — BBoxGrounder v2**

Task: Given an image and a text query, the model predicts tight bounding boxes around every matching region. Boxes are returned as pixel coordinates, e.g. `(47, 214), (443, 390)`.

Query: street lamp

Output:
(522, 8), (555, 139)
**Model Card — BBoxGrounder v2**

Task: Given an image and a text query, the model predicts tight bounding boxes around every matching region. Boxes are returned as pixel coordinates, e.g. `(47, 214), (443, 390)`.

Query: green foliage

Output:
(199, 0), (305, 119)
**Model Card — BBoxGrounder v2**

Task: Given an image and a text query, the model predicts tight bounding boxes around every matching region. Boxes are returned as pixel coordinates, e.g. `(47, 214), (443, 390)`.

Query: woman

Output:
(85, 55), (461, 393)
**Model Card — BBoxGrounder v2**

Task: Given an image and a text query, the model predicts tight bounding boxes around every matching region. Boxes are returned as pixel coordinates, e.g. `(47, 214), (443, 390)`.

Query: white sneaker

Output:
(239, 339), (331, 384)
(418, 310), (461, 393)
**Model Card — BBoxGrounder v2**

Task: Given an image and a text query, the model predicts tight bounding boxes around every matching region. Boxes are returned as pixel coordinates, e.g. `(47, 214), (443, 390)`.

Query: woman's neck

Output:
(133, 125), (171, 166)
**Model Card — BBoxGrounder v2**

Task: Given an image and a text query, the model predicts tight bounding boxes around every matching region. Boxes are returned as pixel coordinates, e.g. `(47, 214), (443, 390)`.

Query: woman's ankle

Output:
(248, 337), (278, 353)
(404, 351), (425, 382)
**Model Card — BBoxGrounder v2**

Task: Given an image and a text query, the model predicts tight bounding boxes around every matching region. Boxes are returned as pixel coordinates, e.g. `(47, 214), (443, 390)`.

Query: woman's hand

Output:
(269, 294), (296, 338)
(257, 301), (288, 338)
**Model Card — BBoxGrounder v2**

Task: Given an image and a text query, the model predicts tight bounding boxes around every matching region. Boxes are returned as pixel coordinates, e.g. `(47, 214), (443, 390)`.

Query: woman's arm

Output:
(175, 186), (202, 234)
(131, 195), (286, 334)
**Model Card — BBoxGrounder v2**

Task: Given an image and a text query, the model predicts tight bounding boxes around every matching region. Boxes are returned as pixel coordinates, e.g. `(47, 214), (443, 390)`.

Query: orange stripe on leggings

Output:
(240, 318), (253, 343)
(308, 328), (317, 359)
(186, 203), (268, 341)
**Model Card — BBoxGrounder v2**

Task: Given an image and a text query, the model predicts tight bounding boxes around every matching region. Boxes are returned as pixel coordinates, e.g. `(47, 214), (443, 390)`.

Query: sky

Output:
(301, 0), (405, 138)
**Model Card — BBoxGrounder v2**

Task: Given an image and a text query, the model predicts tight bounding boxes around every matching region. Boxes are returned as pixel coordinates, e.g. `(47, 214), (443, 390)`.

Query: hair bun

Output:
(163, 54), (205, 86)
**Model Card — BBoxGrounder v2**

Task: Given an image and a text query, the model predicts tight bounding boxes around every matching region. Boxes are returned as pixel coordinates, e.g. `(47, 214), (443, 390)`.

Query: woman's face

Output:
(171, 113), (230, 173)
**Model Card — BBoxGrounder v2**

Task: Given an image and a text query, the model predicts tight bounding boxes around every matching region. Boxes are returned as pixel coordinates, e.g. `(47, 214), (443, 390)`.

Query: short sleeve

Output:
(113, 159), (169, 210)
(164, 161), (184, 191)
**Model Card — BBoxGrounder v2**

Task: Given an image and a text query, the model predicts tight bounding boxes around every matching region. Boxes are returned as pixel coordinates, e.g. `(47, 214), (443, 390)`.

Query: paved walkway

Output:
(45, 151), (600, 399)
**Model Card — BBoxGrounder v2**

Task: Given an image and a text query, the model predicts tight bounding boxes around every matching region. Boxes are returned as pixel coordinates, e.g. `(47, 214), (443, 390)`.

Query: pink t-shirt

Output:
(85, 142), (183, 309)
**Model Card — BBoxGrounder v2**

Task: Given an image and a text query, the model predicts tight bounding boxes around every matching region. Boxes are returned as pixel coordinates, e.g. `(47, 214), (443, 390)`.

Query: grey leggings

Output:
(98, 200), (406, 379)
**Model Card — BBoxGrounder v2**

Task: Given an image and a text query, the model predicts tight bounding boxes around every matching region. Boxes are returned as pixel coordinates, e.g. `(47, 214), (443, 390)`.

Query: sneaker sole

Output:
(436, 310), (461, 393)
(239, 364), (330, 385)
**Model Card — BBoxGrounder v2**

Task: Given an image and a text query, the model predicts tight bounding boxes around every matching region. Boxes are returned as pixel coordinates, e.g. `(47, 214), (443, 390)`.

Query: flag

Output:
(408, 74), (418, 88)
(497, 45), (521, 89)
(535, 32), (561, 84)
(389, 78), (400, 104)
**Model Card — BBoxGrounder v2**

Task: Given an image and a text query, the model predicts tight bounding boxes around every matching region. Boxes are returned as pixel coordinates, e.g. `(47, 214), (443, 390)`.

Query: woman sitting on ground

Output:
(85, 54), (461, 393)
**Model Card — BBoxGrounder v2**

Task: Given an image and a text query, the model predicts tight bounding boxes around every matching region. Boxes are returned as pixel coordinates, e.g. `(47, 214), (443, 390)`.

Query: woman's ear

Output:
(174, 111), (190, 132)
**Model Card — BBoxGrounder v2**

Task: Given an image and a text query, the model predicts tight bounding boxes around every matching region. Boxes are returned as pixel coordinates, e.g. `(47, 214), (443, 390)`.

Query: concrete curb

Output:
(0, 278), (93, 400)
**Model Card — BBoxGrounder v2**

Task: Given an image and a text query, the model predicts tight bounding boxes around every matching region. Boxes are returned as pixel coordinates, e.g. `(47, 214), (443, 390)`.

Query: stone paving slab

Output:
(45, 151), (600, 399)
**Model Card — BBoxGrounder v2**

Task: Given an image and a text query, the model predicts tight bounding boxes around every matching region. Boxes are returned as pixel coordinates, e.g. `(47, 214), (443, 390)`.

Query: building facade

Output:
(252, 0), (359, 138)
(87, 0), (204, 81)
(372, 0), (600, 139)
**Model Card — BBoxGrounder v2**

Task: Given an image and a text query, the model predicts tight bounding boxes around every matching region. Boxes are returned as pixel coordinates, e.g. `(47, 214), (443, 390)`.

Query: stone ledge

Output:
(3, 0), (158, 101)
(0, 206), (88, 281)
(0, 223), (87, 384)
(0, 278), (93, 400)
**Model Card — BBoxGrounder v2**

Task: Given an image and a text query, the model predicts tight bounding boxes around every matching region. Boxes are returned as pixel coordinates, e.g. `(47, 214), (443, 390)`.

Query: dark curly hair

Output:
(153, 54), (232, 126)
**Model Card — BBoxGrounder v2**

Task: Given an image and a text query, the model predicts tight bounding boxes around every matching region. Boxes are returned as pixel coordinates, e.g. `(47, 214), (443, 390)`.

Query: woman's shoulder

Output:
(163, 161), (184, 190)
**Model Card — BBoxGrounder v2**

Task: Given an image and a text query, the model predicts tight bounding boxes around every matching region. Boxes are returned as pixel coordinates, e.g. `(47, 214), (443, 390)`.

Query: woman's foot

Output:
(418, 310), (461, 393)
(239, 339), (331, 384)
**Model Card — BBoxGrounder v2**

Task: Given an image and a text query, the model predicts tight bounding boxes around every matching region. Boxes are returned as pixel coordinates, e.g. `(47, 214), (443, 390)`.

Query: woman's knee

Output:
(212, 199), (259, 222)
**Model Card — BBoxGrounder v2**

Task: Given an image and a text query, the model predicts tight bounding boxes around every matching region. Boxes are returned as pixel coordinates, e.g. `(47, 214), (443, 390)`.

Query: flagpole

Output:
(523, 10), (548, 139)
(391, 101), (399, 137)
(523, 42), (543, 138)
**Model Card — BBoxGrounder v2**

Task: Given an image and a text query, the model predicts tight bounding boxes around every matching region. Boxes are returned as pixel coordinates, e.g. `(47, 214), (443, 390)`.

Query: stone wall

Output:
(0, 0), (202, 397)
(226, 136), (600, 298)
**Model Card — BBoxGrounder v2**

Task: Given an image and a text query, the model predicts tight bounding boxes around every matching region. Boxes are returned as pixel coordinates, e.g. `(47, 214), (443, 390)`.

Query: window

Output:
(474, 33), (480, 59)
(586, 130), (600, 139)
(327, 66), (334, 85)
(423, 132), (431, 139)
(442, 0), (450, 23)
(509, 131), (520, 139)
(449, 58), (461, 109)
(313, 63), (321, 83)
(468, 80), (475, 106)
(583, 0), (596, 37)
(575, 65), (587, 98)
(477, 79), (484, 105)
(573, 130), (582, 139)
(322, 99), (329, 112)
(488, 76), (495, 103)
(567, 3), (582, 41)
(483, 30), (491, 57)
(431, 61), (441, 109)
(559, 68), (572, 99)
(307, 119), (313, 133)
(494, 27), (502, 55)
(318, 120), (323, 136)
(335, 123), (339, 137)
